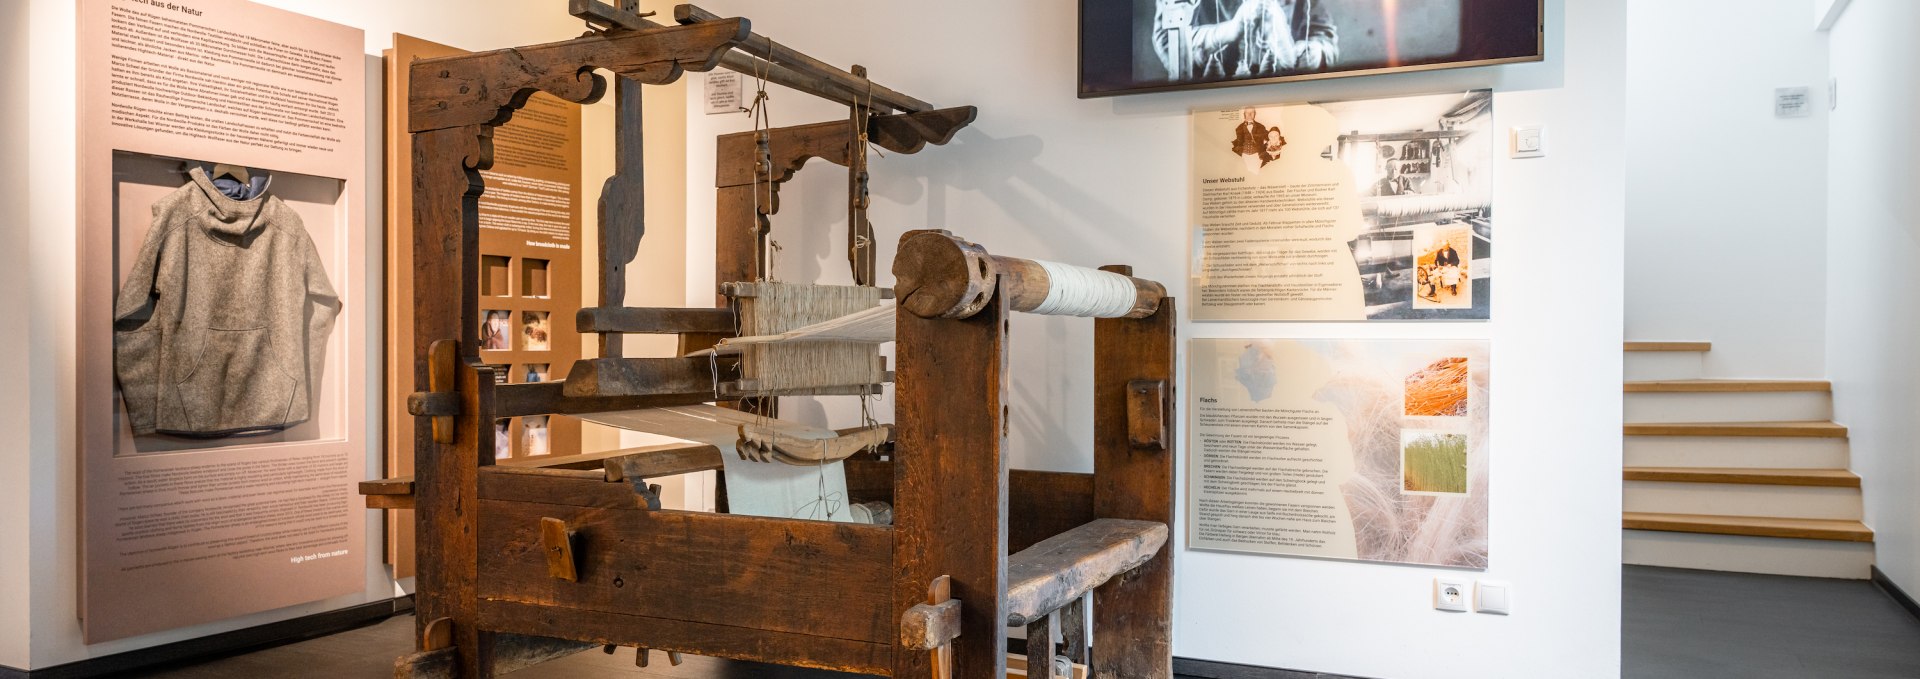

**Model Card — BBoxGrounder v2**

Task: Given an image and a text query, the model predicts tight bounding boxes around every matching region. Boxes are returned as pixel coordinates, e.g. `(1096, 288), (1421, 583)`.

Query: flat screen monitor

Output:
(1080, 0), (1544, 97)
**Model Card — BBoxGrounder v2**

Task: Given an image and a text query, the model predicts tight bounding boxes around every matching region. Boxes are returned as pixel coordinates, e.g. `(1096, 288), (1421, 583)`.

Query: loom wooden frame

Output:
(376, 6), (1176, 677)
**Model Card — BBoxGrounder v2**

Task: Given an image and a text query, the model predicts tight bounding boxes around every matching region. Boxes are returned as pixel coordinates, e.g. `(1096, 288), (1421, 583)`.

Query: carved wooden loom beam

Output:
(570, 0), (932, 114)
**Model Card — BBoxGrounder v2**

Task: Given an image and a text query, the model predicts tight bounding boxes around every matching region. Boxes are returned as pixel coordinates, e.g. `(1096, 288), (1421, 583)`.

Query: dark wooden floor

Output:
(136, 615), (896, 678)
(132, 565), (1920, 678)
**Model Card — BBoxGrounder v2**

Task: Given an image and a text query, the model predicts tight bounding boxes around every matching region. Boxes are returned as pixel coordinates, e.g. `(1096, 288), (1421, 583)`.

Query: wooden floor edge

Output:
(1623, 467), (1861, 487)
(1624, 380), (1833, 393)
(1623, 513), (1874, 543)
(1623, 422), (1848, 438)
(1624, 341), (1712, 352)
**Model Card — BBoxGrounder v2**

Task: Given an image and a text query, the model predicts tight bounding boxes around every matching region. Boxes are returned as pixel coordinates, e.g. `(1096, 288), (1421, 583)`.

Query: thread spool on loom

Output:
(891, 229), (1166, 320)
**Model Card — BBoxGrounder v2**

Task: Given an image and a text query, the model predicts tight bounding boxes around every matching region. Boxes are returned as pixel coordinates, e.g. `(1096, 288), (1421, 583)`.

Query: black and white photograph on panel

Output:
(1189, 90), (1492, 321)
(1081, 0), (1542, 97)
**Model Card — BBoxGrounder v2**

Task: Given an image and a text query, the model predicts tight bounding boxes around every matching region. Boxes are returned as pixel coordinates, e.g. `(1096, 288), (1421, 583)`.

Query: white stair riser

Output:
(1624, 391), (1831, 423)
(1624, 352), (1705, 381)
(1624, 480), (1862, 520)
(1623, 530), (1872, 579)
(1624, 436), (1850, 469)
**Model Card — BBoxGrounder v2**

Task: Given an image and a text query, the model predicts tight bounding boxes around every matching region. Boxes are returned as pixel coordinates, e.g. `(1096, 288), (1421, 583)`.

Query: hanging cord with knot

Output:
(849, 77), (886, 284)
(747, 42), (778, 282)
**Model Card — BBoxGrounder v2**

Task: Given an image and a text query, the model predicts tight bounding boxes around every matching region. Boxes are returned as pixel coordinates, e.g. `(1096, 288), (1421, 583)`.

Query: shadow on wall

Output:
(872, 126), (1159, 469)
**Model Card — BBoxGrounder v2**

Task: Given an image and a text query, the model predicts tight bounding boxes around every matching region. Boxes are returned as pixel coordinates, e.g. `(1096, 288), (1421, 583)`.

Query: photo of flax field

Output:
(1402, 432), (1469, 494)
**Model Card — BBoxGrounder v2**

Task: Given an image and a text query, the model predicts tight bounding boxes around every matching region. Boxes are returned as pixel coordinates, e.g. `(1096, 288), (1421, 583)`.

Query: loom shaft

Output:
(892, 230), (1166, 320)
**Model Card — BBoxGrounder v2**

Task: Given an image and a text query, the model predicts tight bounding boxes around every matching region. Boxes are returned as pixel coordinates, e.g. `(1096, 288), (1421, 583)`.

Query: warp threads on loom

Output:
(735, 282), (886, 392)
(1029, 260), (1142, 318)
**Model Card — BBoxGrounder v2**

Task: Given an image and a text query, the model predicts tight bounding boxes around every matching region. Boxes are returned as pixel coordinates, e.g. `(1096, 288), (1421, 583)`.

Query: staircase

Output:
(1621, 342), (1873, 579)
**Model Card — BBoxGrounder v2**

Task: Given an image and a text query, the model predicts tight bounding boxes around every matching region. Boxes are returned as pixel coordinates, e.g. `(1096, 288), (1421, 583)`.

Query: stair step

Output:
(1625, 390), (1831, 423)
(1625, 351), (1705, 381)
(1624, 379), (1830, 393)
(1624, 480), (1861, 520)
(1624, 341), (1712, 352)
(1623, 530), (1873, 579)
(1624, 421), (1847, 438)
(1623, 467), (1859, 487)
(1623, 512), (1872, 542)
(1625, 435), (1849, 469)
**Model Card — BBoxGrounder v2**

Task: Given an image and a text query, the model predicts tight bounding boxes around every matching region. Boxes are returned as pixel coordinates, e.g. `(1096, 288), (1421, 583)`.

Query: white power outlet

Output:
(1433, 577), (1470, 612)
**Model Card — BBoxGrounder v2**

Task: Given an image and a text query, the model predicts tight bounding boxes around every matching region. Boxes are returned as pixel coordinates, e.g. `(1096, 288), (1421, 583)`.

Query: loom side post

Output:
(893, 283), (1010, 679)
(1089, 271), (1176, 679)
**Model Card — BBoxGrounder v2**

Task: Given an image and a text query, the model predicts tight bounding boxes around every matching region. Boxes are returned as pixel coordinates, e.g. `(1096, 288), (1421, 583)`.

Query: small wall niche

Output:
(522, 258), (550, 298)
(482, 255), (511, 297)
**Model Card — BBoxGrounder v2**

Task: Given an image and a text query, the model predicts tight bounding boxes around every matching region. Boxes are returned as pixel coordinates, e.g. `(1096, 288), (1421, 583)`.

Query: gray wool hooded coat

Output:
(113, 167), (341, 437)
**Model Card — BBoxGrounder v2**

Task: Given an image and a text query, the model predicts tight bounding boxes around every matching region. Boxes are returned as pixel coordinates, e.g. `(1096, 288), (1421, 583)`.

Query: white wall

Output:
(1624, 0), (1830, 379)
(683, 2), (1625, 677)
(1824, 0), (1920, 601)
(5, 0), (636, 670)
(2, 0), (34, 670)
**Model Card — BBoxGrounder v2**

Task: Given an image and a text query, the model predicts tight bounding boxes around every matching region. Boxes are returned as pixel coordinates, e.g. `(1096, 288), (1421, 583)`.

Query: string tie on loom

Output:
(1030, 260), (1142, 318)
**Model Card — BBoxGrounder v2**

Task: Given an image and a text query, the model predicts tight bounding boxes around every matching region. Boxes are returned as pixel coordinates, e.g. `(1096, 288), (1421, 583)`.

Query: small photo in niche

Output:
(481, 310), (512, 351)
(522, 311), (551, 351)
(523, 415), (550, 456)
(481, 255), (511, 297)
(493, 418), (512, 460)
(524, 363), (550, 384)
(1402, 430), (1469, 496)
(522, 258), (550, 299)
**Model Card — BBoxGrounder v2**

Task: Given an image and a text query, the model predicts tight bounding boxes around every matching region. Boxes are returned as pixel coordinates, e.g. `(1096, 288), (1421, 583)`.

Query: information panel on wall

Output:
(76, 0), (367, 642)
(1188, 339), (1489, 569)
(1189, 90), (1494, 321)
(381, 33), (585, 580)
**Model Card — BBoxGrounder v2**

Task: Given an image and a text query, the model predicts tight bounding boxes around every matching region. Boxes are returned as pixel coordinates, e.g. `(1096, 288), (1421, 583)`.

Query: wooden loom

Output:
(361, 4), (1177, 677)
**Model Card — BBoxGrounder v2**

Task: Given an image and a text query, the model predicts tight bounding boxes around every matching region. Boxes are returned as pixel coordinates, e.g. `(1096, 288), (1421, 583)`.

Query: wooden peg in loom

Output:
(540, 517), (580, 582)
(900, 575), (960, 679)
(421, 617), (455, 651)
(419, 340), (459, 444)
(633, 648), (683, 668)
(1126, 380), (1168, 451)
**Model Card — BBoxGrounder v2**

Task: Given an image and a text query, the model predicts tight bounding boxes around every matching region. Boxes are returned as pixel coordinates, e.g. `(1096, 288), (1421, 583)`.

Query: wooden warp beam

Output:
(892, 230), (1165, 320)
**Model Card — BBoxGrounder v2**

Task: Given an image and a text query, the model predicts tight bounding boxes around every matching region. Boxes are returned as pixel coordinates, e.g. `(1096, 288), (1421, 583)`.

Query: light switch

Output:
(1434, 577), (1470, 612)
(1510, 125), (1545, 159)
(1476, 580), (1512, 615)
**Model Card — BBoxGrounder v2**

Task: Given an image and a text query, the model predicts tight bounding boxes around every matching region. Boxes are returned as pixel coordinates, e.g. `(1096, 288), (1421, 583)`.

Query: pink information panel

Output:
(76, 0), (367, 642)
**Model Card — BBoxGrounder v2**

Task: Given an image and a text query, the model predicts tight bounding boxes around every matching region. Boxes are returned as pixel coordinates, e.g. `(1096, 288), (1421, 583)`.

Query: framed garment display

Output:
(1079, 0), (1542, 97)
(75, 0), (367, 642)
(1190, 90), (1495, 321)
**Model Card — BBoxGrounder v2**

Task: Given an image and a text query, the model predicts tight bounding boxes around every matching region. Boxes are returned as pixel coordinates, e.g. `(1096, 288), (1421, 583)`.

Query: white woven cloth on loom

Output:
(712, 301), (896, 354)
(1030, 260), (1140, 318)
(578, 405), (864, 523)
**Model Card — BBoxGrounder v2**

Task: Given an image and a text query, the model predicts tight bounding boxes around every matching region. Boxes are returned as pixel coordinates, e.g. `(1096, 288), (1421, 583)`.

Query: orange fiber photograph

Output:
(1404, 356), (1469, 417)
